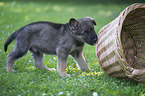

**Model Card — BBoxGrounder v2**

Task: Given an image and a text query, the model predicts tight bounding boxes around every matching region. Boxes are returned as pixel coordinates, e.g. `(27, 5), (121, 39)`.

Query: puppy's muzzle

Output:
(92, 36), (98, 45)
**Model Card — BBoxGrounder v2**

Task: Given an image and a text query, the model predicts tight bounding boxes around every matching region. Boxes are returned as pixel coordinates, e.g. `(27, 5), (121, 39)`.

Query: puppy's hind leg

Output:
(6, 44), (28, 72)
(6, 53), (17, 72)
(31, 51), (56, 71)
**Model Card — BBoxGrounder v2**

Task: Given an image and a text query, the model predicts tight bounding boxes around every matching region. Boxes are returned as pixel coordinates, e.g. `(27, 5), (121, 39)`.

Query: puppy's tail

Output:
(4, 31), (18, 52)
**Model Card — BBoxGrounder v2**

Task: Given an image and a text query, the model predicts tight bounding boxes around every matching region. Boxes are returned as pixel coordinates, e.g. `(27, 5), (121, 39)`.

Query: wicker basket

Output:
(96, 3), (145, 83)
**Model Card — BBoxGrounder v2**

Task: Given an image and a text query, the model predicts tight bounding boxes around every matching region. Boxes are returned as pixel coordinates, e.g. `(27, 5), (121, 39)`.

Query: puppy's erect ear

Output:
(69, 18), (79, 31)
(85, 17), (96, 26)
(91, 19), (96, 26)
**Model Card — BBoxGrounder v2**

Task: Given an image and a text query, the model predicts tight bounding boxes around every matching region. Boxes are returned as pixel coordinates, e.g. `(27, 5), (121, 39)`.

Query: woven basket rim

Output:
(96, 3), (145, 82)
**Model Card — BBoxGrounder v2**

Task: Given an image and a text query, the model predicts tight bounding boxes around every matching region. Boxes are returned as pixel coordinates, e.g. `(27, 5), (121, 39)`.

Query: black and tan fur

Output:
(4, 17), (98, 77)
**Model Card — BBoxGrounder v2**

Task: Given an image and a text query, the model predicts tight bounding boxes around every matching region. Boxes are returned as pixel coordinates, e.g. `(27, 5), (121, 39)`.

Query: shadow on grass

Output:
(1, 0), (145, 5)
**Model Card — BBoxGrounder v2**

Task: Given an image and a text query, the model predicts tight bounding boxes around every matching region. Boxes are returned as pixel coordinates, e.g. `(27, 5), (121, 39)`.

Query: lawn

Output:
(0, 0), (145, 96)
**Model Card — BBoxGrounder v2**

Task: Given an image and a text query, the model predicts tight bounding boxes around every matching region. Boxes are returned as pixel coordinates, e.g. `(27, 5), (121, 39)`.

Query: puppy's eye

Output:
(80, 31), (85, 34)
(80, 30), (89, 35)
(85, 30), (89, 33)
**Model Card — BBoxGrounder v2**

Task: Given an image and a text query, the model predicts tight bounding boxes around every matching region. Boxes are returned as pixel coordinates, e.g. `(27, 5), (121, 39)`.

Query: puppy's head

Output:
(68, 17), (98, 45)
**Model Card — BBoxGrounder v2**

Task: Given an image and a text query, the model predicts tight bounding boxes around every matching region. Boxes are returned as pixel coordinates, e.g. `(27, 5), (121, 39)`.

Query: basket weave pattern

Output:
(96, 3), (145, 83)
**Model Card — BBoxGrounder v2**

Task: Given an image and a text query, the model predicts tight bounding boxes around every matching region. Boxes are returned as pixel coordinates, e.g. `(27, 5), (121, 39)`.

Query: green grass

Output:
(0, 0), (145, 96)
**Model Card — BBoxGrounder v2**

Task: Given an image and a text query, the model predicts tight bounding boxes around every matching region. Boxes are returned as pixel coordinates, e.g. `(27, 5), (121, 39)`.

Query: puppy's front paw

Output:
(11, 69), (17, 73)
(81, 68), (93, 72)
(59, 72), (71, 77)
(6, 68), (16, 73)
(47, 68), (56, 71)
(89, 69), (94, 72)
(66, 74), (71, 77)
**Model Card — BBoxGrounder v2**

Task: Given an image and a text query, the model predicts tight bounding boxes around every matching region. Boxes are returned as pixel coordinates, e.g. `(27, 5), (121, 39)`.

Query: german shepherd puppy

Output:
(4, 17), (98, 77)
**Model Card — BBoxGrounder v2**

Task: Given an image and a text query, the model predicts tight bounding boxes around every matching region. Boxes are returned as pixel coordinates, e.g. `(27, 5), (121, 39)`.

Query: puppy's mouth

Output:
(93, 40), (98, 45)
(93, 42), (97, 45)
(89, 38), (98, 45)
(84, 36), (98, 45)
(86, 42), (97, 46)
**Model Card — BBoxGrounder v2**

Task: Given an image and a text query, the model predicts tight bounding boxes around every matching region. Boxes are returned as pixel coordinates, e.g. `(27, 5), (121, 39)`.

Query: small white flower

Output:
(29, 60), (31, 62)
(67, 91), (70, 95)
(93, 92), (98, 96)
(138, 45), (142, 47)
(10, 24), (13, 27)
(134, 56), (137, 60)
(1, 12), (4, 16)
(58, 92), (63, 95)
(7, 25), (10, 29)
(18, 95), (21, 96)
(0, 50), (2, 52)
(42, 93), (46, 96)
(67, 92), (71, 96)
(53, 57), (57, 60)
